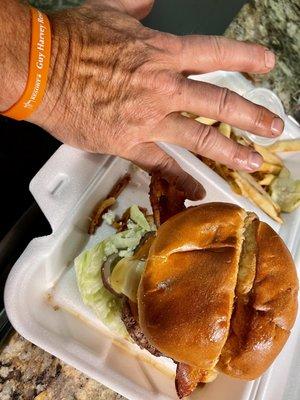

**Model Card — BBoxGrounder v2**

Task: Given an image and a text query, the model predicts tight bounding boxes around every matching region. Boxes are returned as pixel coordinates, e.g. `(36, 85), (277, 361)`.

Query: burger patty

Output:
(121, 297), (162, 357)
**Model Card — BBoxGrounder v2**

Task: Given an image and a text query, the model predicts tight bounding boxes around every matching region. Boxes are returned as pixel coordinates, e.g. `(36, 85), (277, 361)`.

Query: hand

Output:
(85, 0), (154, 19)
(31, 1), (283, 200)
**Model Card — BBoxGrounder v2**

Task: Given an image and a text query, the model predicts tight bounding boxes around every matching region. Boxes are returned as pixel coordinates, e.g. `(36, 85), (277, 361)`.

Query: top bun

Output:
(138, 203), (298, 379)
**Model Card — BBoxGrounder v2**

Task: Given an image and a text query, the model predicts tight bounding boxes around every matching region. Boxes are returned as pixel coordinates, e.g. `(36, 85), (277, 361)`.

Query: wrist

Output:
(28, 12), (71, 130)
(0, 1), (30, 111)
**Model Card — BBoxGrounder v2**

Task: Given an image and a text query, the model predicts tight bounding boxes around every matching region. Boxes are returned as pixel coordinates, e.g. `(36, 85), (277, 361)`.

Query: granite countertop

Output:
(225, 0), (300, 121)
(0, 334), (125, 400)
(1, 1), (299, 399)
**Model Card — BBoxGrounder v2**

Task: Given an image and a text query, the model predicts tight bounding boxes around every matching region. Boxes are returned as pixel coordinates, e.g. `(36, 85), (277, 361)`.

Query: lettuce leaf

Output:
(74, 205), (152, 336)
(270, 168), (300, 213)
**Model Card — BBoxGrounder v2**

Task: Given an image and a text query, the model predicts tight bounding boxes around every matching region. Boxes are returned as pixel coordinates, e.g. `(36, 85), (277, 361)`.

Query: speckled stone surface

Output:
(0, 333), (126, 400)
(225, 0), (300, 119)
(1, 1), (299, 399)
(29, 0), (83, 10)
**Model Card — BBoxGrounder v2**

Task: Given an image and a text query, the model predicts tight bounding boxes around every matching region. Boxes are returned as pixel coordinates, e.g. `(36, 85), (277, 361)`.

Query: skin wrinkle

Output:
(194, 124), (218, 154)
(252, 103), (266, 132)
(216, 87), (234, 119)
(210, 36), (226, 67)
(37, 19), (70, 129)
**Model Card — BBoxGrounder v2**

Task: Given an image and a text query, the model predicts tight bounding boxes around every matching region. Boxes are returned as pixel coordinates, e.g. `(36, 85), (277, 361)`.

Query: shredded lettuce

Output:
(102, 210), (116, 225)
(75, 205), (152, 336)
(130, 205), (151, 231)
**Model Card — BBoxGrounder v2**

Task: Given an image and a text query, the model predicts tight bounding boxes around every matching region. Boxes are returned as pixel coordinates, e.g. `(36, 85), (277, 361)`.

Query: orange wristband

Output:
(1, 7), (52, 121)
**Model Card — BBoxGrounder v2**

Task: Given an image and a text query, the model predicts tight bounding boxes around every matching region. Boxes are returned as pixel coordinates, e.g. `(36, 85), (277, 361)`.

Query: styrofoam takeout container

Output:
(5, 72), (300, 400)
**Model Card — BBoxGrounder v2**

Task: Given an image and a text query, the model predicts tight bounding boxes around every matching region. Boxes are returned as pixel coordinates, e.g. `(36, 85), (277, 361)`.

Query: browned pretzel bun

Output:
(137, 203), (298, 384)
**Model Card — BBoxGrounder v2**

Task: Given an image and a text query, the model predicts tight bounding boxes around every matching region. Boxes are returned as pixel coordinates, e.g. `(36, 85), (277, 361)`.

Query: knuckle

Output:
(175, 171), (193, 194)
(252, 105), (267, 130)
(217, 87), (234, 117)
(209, 36), (226, 64)
(158, 70), (183, 95)
(153, 152), (174, 174)
(178, 35), (203, 70)
(139, 68), (181, 97)
(193, 124), (215, 153)
(149, 31), (181, 53)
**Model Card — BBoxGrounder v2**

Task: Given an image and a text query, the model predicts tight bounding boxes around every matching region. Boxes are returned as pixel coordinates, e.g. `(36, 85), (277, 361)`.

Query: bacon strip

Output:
(175, 363), (203, 399)
(175, 363), (217, 399)
(149, 173), (186, 228)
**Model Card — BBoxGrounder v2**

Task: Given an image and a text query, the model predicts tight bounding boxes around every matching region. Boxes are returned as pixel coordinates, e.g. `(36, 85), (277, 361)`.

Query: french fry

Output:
(214, 163), (230, 180)
(200, 157), (240, 193)
(181, 111), (198, 119)
(201, 156), (281, 219)
(252, 171), (265, 182)
(195, 116), (217, 125)
(238, 171), (268, 196)
(228, 179), (242, 195)
(234, 134), (252, 147)
(194, 116), (300, 219)
(254, 143), (283, 166)
(218, 123), (231, 138)
(266, 139), (300, 153)
(259, 162), (282, 175)
(231, 171), (282, 223)
(258, 174), (276, 186)
(238, 171), (281, 212)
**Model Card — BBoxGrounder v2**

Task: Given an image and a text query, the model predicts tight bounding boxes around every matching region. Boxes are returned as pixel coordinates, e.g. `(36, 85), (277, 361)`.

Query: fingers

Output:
(152, 113), (263, 172)
(126, 142), (205, 200)
(171, 79), (284, 138)
(170, 35), (275, 74)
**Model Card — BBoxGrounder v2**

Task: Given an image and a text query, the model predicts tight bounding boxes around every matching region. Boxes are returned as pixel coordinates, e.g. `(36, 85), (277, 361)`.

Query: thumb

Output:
(117, 0), (154, 19)
(86, 0), (154, 20)
(126, 142), (205, 200)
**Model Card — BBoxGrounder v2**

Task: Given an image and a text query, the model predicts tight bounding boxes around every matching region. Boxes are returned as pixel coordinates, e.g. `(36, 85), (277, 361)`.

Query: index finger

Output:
(170, 35), (275, 74)
(172, 79), (284, 138)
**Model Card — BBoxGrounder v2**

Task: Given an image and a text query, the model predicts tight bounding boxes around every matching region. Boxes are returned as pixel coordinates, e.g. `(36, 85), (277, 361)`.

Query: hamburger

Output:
(75, 174), (298, 398)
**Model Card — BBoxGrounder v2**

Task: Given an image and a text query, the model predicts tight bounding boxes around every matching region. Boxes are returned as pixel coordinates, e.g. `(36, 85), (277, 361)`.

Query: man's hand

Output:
(85, 0), (154, 19)
(3, 1), (283, 199)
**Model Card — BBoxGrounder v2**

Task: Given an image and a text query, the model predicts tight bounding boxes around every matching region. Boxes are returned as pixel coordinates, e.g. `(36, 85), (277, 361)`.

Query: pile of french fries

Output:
(182, 112), (300, 223)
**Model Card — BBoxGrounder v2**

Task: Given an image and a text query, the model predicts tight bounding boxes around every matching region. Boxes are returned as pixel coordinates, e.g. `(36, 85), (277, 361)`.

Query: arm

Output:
(0, 0), (30, 110)
(0, 0), (284, 199)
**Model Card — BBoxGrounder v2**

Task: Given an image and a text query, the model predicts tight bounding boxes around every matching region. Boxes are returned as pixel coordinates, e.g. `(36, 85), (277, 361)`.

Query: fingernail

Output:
(265, 50), (275, 68)
(271, 117), (284, 136)
(248, 151), (263, 170)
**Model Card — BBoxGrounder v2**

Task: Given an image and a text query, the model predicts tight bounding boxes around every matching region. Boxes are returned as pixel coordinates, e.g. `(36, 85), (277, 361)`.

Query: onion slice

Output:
(101, 254), (121, 297)
(133, 231), (155, 261)
(101, 232), (154, 300)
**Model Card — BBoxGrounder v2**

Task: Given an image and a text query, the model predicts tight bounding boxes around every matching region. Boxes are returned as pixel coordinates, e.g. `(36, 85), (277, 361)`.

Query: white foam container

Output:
(5, 72), (300, 400)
